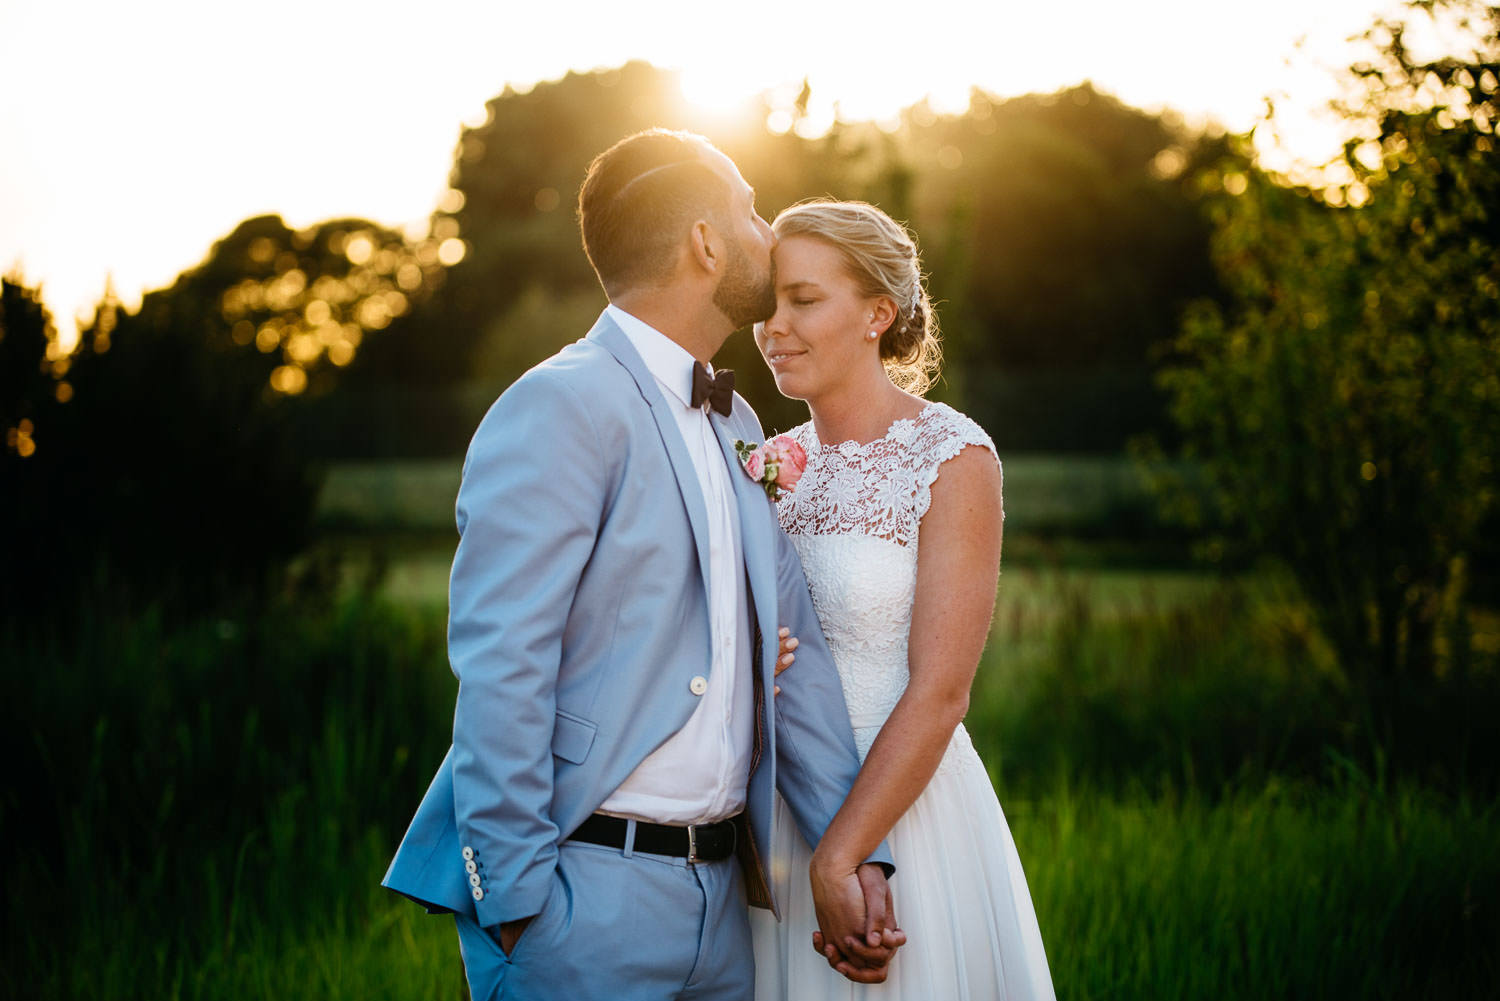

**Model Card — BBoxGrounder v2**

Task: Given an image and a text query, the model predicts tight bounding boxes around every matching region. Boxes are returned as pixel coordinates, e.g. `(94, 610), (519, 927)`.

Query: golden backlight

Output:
(0, 0), (1405, 350)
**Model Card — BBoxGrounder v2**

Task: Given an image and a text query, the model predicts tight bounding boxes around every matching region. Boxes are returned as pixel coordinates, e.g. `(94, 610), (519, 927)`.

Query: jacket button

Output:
(469, 873), (482, 888)
(462, 846), (475, 861)
(690, 676), (708, 696)
(465, 860), (478, 874)
(472, 887), (484, 901)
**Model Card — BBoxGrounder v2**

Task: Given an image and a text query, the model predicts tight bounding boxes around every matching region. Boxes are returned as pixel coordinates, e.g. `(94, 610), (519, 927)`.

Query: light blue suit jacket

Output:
(383, 311), (889, 929)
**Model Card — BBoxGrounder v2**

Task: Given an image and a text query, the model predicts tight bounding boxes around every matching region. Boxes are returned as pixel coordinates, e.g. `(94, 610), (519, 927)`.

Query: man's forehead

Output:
(702, 147), (751, 195)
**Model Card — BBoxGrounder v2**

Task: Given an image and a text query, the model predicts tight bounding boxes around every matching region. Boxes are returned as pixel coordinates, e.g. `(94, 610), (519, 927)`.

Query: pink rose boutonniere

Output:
(735, 434), (807, 501)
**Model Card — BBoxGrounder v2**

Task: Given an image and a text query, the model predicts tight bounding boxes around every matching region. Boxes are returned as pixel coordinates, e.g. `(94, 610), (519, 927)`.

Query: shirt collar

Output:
(606, 303), (704, 409)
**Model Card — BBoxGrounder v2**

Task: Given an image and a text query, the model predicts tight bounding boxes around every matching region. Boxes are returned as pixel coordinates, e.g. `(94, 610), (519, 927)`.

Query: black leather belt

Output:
(567, 813), (738, 863)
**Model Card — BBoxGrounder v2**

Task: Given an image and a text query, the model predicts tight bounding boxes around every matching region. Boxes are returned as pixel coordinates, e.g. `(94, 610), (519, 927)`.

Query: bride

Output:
(748, 200), (1056, 1000)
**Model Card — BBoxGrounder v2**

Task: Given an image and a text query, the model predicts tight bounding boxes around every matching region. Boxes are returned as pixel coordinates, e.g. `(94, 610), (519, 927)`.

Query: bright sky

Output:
(1, 0), (1407, 346)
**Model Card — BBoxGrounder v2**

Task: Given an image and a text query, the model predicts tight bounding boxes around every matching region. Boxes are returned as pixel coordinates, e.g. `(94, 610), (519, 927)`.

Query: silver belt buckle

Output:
(686, 823), (699, 865)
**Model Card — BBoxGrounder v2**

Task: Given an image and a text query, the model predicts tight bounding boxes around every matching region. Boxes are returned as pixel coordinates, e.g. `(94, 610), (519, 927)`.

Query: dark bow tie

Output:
(690, 361), (735, 417)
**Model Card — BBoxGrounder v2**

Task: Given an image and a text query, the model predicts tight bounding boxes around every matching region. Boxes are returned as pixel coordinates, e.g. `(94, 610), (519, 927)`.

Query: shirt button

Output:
(690, 676), (708, 696)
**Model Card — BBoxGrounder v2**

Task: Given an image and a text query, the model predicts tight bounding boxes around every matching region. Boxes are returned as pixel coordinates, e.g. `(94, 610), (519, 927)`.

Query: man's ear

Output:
(689, 220), (721, 276)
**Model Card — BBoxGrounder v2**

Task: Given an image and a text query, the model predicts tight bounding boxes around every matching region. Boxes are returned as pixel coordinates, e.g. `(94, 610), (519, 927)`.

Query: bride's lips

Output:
(764, 348), (806, 368)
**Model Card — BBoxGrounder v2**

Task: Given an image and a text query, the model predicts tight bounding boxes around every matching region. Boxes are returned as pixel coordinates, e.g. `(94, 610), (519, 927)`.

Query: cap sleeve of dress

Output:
(912, 404), (1001, 525)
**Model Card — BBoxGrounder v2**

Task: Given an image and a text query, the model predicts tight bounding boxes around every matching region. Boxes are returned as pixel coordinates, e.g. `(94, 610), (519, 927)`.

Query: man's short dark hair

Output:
(578, 129), (733, 296)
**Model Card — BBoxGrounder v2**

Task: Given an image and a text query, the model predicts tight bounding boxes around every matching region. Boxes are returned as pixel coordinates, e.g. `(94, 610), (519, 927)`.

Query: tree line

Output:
(3, 1), (1496, 719)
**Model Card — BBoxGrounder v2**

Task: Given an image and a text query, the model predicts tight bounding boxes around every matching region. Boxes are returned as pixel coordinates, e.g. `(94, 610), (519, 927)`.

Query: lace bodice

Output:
(776, 403), (1000, 758)
(778, 402), (1001, 548)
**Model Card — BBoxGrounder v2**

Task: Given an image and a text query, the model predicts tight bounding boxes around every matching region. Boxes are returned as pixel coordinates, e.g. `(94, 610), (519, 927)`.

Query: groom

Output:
(383, 129), (900, 1000)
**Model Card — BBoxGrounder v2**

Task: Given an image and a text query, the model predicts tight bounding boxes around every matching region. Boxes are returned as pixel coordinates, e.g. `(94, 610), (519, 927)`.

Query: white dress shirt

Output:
(597, 304), (755, 826)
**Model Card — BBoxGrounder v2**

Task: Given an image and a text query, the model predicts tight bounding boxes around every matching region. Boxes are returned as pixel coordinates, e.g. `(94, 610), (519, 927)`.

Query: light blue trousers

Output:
(453, 838), (756, 1001)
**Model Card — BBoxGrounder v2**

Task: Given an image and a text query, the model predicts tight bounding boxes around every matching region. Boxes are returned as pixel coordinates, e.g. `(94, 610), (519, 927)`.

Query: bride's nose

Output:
(759, 307), (787, 343)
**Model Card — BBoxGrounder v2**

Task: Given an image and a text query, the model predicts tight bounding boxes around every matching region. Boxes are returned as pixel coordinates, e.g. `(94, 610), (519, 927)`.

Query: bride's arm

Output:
(809, 442), (1004, 890)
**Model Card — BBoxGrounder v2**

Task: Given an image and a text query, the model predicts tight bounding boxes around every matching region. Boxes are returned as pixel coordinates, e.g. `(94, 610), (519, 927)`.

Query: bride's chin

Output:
(771, 374), (808, 401)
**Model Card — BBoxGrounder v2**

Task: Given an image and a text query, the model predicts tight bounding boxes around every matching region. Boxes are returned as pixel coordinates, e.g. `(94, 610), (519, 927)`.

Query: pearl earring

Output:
(866, 330), (879, 341)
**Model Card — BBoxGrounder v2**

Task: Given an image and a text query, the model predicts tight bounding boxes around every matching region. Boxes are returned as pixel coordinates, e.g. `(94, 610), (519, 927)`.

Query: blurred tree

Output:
(1152, 0), (1499, 721)
(902, 84), (1222, 448)
(0, 213), (445, 616)
(206, 214), (448, 397)
(1, 277), (70, 600)
(0, 274), (62, 462)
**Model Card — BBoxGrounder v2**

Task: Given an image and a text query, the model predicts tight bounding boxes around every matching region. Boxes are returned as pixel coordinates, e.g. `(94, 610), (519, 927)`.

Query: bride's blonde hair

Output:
(771, 199), (942, 396)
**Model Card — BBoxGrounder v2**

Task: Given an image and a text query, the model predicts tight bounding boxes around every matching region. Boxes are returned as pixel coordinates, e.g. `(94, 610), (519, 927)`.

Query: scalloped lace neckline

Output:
(812, 402), (936, 453)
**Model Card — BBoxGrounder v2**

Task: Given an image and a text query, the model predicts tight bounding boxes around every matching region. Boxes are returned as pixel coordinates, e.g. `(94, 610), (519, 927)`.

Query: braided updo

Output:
(771, 199), (942, 395)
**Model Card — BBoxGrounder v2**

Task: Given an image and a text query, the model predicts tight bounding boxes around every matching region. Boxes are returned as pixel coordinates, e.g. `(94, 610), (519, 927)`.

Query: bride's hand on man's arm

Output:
(773, 625), (797, 696)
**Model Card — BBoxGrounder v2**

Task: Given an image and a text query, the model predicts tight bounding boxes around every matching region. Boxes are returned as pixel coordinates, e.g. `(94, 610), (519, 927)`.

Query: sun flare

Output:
(2, 0), (1401, 347)
(679, 65), (762, 115)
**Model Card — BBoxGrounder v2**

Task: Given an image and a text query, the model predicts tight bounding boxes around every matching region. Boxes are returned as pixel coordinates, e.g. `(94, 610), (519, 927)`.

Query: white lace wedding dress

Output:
(750, 402), (1055, 1001)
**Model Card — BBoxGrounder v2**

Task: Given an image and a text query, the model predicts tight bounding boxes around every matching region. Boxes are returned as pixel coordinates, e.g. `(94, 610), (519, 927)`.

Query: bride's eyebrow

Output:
(781, 280), (822, 293)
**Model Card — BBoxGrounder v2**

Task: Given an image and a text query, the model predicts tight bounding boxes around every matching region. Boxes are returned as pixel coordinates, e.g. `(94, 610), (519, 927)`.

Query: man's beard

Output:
(714, 238), (777, 329)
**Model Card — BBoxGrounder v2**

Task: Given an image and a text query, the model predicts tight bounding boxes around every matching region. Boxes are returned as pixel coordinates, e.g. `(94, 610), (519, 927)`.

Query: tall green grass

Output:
(974, 573), (1499, 796)
(1014, 778), (1499, 1000)
(12, 778), (1493, 1000)
(4, 567), (1496, 998)
(2, 594), (457, 999)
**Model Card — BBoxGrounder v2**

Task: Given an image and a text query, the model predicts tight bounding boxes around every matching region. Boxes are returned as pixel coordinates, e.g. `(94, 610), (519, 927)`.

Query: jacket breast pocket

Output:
(551, 709), (597, 764)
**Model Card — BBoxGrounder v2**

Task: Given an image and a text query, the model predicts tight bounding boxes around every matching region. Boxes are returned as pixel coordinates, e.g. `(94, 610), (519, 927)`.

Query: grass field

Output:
(312, 453), (1167, 538)
(7, 457), (1495, 999)
(311, 454), (1195, 608)
(18, 776), (1491, 1000)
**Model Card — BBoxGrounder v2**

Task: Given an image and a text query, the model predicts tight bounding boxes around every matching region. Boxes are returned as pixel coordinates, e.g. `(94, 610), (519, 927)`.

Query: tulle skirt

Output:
(749, 724), (1055, 1001)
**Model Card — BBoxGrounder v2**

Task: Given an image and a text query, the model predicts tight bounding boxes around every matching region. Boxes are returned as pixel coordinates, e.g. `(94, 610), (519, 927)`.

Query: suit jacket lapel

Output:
(712, 411), (780, 914)
(710, 413), (778, 677)
(588, 315), (713, 597)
